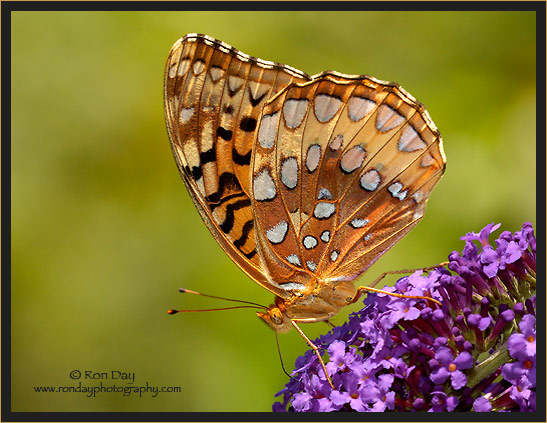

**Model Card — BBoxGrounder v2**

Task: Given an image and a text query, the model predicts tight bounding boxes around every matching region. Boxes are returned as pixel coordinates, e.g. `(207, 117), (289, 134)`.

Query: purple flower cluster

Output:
(273, 222), (536, 412)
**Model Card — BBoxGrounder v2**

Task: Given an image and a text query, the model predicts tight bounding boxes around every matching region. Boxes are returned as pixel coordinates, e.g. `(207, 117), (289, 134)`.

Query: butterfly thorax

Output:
(256, 279), (356, 333)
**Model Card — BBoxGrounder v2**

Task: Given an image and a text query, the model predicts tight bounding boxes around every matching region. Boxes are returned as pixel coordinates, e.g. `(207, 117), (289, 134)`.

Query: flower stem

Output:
(467, 345), (510, 388)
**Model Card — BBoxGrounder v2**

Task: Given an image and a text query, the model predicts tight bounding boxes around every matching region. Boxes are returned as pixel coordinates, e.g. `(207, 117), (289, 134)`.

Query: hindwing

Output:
(250, 74), (445, 289)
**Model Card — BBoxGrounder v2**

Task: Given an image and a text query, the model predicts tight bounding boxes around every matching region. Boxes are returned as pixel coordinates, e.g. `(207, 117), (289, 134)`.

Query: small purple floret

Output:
(473, 396), (492, 412)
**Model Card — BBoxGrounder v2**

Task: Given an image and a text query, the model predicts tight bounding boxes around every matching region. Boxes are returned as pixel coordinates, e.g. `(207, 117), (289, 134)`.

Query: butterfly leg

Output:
(368, 262), (449, 289)
(351, 263), (449, 307)
(291, 320), (335, 389)
(324, 320), (336, 328)
(351, 285), (443, 307)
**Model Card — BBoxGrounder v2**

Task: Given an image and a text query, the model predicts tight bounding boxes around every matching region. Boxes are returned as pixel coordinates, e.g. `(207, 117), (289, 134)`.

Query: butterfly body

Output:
(164, 33), (446, 334)
(257, 279), (357, 333)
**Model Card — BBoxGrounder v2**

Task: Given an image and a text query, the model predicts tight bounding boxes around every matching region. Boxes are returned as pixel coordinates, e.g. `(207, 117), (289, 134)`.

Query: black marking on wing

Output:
(219, 199), (252, 234)
(182, 149), (216, 183)
(184, 165), (202, 181)
(200, 147), (216, 164)
(228, 85), (241, 97)
(249, 90), (267, 107)
(234, 220), (254, 249)
(232, 148), (252, 166)
(239, 116), (257, 132)
(242, 249), (257, 259)
(209, 192), (247, 211)
(217, 126), (233, 141)
(206, 172), (242, 204)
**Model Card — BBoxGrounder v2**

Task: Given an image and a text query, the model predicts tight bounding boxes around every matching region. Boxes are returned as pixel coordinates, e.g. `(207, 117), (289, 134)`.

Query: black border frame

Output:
(2, 1), (545, 422)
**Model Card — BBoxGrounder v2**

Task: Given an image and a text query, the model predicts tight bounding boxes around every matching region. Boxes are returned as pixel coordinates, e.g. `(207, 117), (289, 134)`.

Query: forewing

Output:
(250, 73), (446, 288)
(163, 34), (310, 293)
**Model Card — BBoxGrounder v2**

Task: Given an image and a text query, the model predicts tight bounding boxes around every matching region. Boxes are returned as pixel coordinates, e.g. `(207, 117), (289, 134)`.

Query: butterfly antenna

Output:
(177, 287), (267, 308)
(274, 331), (298, 384)
(168, 305), (263, 314)
(167, 287), (268, 314)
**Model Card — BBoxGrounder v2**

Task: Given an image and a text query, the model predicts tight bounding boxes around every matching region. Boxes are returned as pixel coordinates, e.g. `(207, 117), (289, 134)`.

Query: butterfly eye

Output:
(269, 308), (285, 326)
(256, 308), (289, 333)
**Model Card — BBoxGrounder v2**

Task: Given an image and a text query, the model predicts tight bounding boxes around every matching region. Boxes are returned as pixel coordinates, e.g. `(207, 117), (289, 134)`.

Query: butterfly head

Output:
(256, 297), (293, 333)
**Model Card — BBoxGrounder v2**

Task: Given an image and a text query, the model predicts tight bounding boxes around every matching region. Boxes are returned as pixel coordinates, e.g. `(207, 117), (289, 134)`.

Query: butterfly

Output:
(164, 33), (446, 385)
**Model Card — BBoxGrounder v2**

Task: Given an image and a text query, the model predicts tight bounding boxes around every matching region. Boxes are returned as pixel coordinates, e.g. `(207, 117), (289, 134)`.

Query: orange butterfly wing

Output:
(164, 34), (310, 297)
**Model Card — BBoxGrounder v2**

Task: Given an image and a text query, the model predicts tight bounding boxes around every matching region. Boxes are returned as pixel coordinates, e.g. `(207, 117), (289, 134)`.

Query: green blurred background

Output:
(11, 11), (536, 412)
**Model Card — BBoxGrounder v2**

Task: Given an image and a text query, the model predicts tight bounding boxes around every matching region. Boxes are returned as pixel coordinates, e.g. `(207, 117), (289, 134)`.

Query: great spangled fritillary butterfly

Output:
(164, 34), (446, 381)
